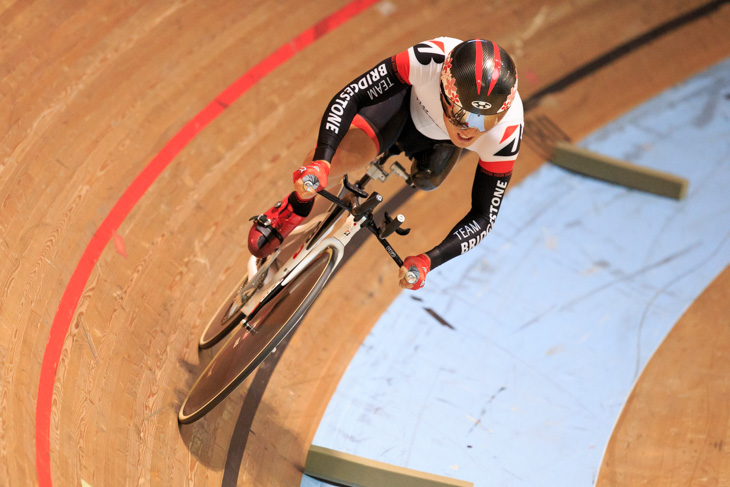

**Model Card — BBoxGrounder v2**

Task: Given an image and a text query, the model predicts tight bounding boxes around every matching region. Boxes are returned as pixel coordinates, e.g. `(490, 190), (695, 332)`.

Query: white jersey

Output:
(312, 37), (525, 268)
(395, 37), (524, 172)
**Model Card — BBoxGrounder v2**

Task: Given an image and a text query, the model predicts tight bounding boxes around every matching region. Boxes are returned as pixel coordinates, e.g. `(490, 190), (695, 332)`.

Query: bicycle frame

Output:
(182, 155), (418, 422)
(238, 154), (413, 326)
(240, 210), (356, 317)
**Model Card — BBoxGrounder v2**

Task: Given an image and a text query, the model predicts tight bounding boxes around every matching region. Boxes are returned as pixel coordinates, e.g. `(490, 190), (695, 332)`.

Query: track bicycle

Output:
(178, 151), (419, 424)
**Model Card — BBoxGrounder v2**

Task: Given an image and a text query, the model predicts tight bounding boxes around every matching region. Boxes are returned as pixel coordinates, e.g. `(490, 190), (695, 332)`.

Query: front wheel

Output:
(178, 246), (338, 424)
(197, 275), (249, 350)
(198, 252), (279, 350)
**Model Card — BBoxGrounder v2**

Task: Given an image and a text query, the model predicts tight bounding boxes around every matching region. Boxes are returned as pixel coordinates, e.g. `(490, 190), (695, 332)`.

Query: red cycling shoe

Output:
(248, 199), (306, 259)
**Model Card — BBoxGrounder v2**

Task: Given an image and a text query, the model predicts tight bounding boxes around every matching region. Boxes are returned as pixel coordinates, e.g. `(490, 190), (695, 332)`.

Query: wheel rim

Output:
(180, 247), (336, 422)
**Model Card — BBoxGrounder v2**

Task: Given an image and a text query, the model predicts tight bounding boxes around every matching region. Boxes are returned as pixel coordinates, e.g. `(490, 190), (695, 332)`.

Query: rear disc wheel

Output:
(179, 247), (337, 424)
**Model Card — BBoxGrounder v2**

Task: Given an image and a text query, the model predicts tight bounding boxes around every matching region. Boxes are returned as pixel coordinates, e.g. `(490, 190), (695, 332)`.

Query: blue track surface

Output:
(303, 59), (730, 487)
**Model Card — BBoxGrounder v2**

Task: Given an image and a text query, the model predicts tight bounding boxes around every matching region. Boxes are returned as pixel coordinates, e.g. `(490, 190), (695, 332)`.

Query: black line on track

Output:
(221, 339), (293, 486)
(523, 0), (729, 112)
(220, 1), (727, 483)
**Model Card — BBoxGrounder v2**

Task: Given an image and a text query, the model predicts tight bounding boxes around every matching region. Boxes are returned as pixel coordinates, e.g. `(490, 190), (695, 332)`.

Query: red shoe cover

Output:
(248, 200), (305, 259)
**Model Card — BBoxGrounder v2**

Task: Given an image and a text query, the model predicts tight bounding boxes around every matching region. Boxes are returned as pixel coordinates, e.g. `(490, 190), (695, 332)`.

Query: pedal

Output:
(249, 214), (284, 243)
(249, 214), (270, 226)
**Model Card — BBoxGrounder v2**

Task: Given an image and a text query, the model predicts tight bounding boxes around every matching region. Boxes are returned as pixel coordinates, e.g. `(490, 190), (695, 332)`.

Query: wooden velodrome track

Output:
(2, 0), (729, 485)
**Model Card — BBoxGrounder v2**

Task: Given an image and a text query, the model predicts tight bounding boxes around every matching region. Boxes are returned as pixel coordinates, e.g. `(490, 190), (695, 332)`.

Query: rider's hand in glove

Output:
(293, 160), (330, 199)
(398, 254), (431, 290)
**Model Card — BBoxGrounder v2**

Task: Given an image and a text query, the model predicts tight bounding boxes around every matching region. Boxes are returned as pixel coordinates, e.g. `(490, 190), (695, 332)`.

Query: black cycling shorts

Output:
(353, 87), (440, 158)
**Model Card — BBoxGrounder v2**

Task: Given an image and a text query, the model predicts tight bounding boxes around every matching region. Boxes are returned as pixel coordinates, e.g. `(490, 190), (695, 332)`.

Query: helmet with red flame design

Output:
(440, 39), (518, 131)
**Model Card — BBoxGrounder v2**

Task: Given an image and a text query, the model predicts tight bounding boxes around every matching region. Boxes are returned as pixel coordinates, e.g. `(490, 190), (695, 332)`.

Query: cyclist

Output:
(248, 37), (523, 290)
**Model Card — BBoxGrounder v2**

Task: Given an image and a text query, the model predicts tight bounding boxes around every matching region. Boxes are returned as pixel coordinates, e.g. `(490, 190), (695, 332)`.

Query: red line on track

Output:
(35, 1), (378, 485)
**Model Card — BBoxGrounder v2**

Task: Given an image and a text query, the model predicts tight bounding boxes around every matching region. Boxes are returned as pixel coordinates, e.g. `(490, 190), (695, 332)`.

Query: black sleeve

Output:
(425, 165), (511, 269)
(313, 56), (409, 162)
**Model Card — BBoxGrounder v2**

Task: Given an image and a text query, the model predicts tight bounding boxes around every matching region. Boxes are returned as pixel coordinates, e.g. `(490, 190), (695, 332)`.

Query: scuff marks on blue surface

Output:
(423, 307), (456, 330)
(303, 59), (730, 487)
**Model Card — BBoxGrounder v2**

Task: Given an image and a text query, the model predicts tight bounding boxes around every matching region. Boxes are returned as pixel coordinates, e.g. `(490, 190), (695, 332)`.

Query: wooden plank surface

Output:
(596, 266), (730, 486)
(1, 1), (729, 486)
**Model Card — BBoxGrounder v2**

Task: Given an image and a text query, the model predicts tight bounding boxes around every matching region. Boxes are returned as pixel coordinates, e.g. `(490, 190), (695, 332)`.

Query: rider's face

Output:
(443, 113), (482, 148)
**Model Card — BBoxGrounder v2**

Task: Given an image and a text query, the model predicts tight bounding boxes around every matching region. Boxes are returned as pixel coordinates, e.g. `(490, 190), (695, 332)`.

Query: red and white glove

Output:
(399, 254), (431, 290)
(293, 160), (330, 199)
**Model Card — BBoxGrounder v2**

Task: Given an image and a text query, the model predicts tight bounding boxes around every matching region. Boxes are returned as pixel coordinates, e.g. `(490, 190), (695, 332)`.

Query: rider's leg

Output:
(248, 125), (377, 259)
(408, 142), (463, 191)
(248, 88), (409, 259)
(305, 122), (378, 217)
(322, 122), (378, 184)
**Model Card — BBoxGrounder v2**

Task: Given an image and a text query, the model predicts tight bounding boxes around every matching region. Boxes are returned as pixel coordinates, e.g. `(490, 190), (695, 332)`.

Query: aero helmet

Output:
(440, 39), (518, 130)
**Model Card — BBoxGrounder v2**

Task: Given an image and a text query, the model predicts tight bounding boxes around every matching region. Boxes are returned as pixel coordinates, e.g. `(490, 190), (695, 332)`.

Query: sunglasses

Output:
(440, 90), (470, 129)
(439, 84), (493, 133)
